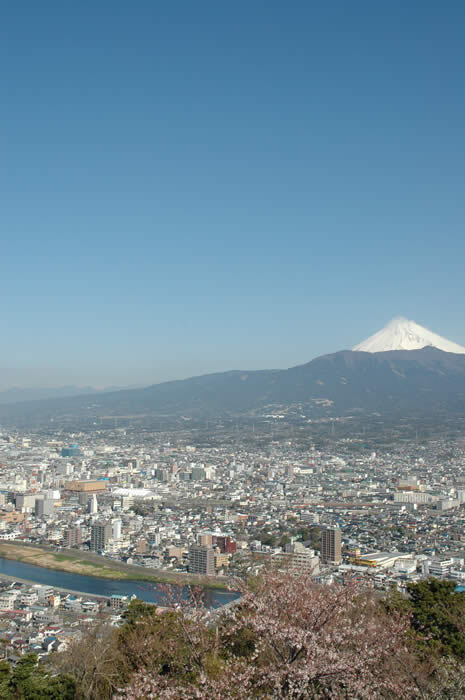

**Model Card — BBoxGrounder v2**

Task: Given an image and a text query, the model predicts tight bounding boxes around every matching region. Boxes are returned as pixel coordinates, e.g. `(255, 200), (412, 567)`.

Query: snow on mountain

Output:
(353, 317), (465, 354)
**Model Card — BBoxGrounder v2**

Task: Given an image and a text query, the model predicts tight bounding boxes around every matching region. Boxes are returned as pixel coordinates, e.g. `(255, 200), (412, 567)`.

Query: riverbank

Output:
(0, 541), (229, 590)
(0, 571), (112, 601)
(0, 557), (239, 608)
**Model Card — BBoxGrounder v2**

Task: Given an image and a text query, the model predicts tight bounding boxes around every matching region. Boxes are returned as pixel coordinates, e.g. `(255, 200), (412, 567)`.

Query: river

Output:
(0, 557), (239, 608)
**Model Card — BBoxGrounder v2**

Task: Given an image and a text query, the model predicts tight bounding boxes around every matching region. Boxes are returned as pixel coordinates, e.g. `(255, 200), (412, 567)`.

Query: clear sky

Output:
(2, 1), (465, 387)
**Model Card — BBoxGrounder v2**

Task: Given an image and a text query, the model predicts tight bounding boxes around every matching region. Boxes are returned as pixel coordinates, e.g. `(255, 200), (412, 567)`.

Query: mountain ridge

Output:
(0, 346), (464, 426)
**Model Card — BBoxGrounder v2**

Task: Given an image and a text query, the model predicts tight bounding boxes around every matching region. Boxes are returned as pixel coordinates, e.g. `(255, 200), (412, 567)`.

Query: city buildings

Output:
(112, 518), (122, 540)
(88, 494), (98, 514)
(35, 498), (54, 517)
(61, 445), (82, 458)
(274, 544), (320, 573)
(428, 557), (454, 578)
(0, 420), (465, 610)
(90, 521), (112, 552)
(321, 528), (342, 565)
(63, 526), (82, 548)
(188, 545), (215, 575)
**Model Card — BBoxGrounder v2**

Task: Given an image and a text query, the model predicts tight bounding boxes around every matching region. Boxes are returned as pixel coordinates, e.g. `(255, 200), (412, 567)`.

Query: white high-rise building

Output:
(112, 518), (122, 540)
(88, 494), (98, 515)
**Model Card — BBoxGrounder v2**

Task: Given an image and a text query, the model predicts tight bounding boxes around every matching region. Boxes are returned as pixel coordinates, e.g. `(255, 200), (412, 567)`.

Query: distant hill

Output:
(0, 385), (133, 405)
(0, 347), (465, 426)
(0, 386), (102, 405)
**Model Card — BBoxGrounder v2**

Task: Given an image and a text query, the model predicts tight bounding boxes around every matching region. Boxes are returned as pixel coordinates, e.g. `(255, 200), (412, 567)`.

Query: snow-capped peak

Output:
(353, 317), (465, 354)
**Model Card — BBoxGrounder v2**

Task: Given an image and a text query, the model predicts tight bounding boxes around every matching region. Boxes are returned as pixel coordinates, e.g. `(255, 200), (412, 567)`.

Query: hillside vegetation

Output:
(2, 571), (465, 698)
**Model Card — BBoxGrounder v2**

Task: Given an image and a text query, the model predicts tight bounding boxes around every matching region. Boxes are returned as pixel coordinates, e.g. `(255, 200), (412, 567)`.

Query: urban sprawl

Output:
(0, 425), (464, 661)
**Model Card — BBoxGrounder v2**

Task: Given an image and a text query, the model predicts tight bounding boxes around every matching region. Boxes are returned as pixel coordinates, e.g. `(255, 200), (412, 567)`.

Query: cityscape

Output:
(3, 0), (465, 696)
(0, 417), (465, 661)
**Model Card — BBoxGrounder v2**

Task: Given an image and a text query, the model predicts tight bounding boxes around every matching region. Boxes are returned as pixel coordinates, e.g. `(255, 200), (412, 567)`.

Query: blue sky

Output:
(2, 1), (465, 387)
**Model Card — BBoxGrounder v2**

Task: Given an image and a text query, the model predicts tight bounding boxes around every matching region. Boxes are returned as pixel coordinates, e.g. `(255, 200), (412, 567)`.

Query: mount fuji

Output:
(353, 317), (465, 354)
(1, 319), (465, 426)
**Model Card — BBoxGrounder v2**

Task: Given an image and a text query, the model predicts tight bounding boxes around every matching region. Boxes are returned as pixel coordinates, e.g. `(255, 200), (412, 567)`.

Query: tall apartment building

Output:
(321, 528), (342, 564)
(35, 498), (54, 517)
(90, 521), (112, 552)
(63, 526), (82, 548)
(88, 494), (98, 514)
(188, 545), (215, 575)
(112, 518), (122, 540)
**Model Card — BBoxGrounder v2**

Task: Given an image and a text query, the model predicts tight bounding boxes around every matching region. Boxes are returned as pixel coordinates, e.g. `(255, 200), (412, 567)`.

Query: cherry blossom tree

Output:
(119, 568), (415, 699)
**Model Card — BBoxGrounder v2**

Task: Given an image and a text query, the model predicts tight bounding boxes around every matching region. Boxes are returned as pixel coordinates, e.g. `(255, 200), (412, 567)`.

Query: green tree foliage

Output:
(0, 653), (75, 699)
(291, 525), (321, 550)
(121, 598), (158, 627)
(407, 579), (465, 659)
(384, 584), (413, 616)
(130, 502), (154, 517)
(118, 607), (193, 680)
(386, 578), (465, 661)
(257, 530), (275, 547)
(0, 660), (11, 684)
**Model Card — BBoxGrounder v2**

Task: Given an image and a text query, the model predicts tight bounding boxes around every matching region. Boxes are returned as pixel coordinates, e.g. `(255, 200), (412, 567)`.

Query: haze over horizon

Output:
(1, 315), (465, 391)
(3, 1), (465, 388)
